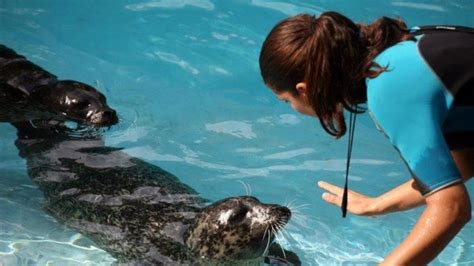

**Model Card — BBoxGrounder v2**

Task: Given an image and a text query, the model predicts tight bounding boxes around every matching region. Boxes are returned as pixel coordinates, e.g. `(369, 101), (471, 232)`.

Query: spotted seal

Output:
(12, 121), (300, 265)
(0, 44), (117, 125)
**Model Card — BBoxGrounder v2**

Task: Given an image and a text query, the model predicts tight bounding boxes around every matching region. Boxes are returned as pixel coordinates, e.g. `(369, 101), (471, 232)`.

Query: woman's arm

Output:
(319, 180), (472, 264)
(318, 149), (474, 216)
(382, 148), (474, 264)
(381, 183), (471, 265)
(319, 149), (474, 264)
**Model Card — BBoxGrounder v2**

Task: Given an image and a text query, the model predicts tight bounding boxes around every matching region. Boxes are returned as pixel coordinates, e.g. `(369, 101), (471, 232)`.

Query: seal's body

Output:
(13, 121), (296, 265)
(0, 45), (117, 126)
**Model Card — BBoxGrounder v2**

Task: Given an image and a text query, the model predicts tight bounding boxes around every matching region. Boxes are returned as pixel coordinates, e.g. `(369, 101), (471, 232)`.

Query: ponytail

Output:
(259, 12), (414, 137)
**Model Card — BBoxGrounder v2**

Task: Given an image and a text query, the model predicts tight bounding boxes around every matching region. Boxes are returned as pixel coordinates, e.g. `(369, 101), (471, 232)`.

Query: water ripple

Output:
(125, 0), (215, 11)
(391, 1), (446, 12)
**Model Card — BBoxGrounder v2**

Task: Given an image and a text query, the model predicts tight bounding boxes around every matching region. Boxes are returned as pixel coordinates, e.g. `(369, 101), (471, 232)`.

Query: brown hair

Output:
(259, 11), (414, 137)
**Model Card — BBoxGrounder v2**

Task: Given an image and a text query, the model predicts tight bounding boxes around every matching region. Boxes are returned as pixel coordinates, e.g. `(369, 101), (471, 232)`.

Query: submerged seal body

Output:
(0, 45), (117, 126)
(13, 121), (296, 265)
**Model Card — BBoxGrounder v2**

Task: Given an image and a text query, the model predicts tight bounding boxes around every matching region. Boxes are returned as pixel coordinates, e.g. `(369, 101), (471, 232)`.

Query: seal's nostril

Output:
(100, 109), (118, 125)
(102, 109), (116, 118)
(274, 206), (291, 221)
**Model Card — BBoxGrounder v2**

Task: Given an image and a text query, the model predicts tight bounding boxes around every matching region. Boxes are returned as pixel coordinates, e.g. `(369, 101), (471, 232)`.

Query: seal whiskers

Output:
(237, 180), (253, 196)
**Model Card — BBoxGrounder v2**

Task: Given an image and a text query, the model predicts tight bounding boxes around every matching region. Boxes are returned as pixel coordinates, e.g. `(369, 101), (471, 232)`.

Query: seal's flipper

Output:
(265, 242), (301, 266)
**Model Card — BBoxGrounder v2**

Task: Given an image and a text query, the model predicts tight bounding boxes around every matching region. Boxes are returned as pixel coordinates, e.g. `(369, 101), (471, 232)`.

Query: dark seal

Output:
(0, 44), (118, 126)
(12, 121), (300, 265)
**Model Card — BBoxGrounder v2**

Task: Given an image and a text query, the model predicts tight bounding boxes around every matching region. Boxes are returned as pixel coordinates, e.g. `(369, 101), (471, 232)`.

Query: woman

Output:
(259, 11), (473, 264)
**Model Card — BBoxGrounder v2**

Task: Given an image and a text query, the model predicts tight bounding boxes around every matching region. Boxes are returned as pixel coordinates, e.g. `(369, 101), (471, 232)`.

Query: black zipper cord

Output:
(342, 105), (357, 218)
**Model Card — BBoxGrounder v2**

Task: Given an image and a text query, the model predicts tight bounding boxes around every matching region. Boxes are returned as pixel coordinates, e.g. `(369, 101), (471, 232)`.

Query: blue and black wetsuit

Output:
(367, 31), (474, 196)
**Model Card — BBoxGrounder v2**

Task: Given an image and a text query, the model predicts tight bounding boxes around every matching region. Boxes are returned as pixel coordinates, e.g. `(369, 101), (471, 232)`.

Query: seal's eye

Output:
(229, 205), (249, 224)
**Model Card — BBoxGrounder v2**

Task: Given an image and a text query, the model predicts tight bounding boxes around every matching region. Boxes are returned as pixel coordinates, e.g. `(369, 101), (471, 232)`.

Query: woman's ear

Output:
(295, 82), (307, 95)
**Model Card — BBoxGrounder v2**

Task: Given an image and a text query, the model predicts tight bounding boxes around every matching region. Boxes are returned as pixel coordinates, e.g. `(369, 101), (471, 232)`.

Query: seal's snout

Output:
(100, 108), (118, 124)
(90, 108), (118, 126)
(275, 205), (291, 222)
(266, 204), (291, 228)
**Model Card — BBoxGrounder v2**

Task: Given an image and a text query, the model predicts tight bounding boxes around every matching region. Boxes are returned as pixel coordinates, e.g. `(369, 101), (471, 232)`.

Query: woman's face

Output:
(271, 83), (316, 117)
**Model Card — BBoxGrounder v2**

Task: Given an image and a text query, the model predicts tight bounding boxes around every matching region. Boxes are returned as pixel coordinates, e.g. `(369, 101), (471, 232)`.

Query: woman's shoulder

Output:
(366, 39), (422, 106)
(365, 35), (455, 129)
(375, 38), (420, 66)
(370, 37), (424, 85)
(366, 36), (446, 106)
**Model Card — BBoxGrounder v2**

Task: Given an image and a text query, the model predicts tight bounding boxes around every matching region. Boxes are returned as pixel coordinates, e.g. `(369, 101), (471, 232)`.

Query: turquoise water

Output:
(0, 0), (473, 265)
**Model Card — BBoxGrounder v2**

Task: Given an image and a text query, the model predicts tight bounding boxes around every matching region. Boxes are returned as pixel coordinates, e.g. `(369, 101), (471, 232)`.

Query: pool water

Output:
(0, 0), (473, 265)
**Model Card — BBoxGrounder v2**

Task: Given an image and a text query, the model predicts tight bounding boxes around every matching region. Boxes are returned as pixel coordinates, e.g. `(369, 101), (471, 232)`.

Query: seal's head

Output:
(32, 80), (118, 126)
(185, 196), (290, 261)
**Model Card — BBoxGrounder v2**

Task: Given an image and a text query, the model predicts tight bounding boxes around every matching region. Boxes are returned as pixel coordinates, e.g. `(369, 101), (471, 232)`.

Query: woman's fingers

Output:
(319, 180), (366, 198)
(318, 181), (344, 196)
(321, 192), (342, 207)
(318, 180), (375, 216)
(318, 181), (343, 207)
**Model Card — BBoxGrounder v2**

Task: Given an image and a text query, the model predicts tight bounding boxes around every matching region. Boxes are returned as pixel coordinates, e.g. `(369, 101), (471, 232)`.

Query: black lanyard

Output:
(341, 106), (357, 218)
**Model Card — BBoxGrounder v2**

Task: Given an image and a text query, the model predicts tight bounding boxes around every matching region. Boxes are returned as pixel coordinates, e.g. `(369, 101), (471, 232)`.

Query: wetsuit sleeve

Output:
(370, 101), (463, 196)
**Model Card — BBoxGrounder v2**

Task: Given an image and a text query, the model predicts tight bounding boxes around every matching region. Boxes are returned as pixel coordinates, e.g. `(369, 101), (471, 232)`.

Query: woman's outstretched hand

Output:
(317, 181), (378, 216)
